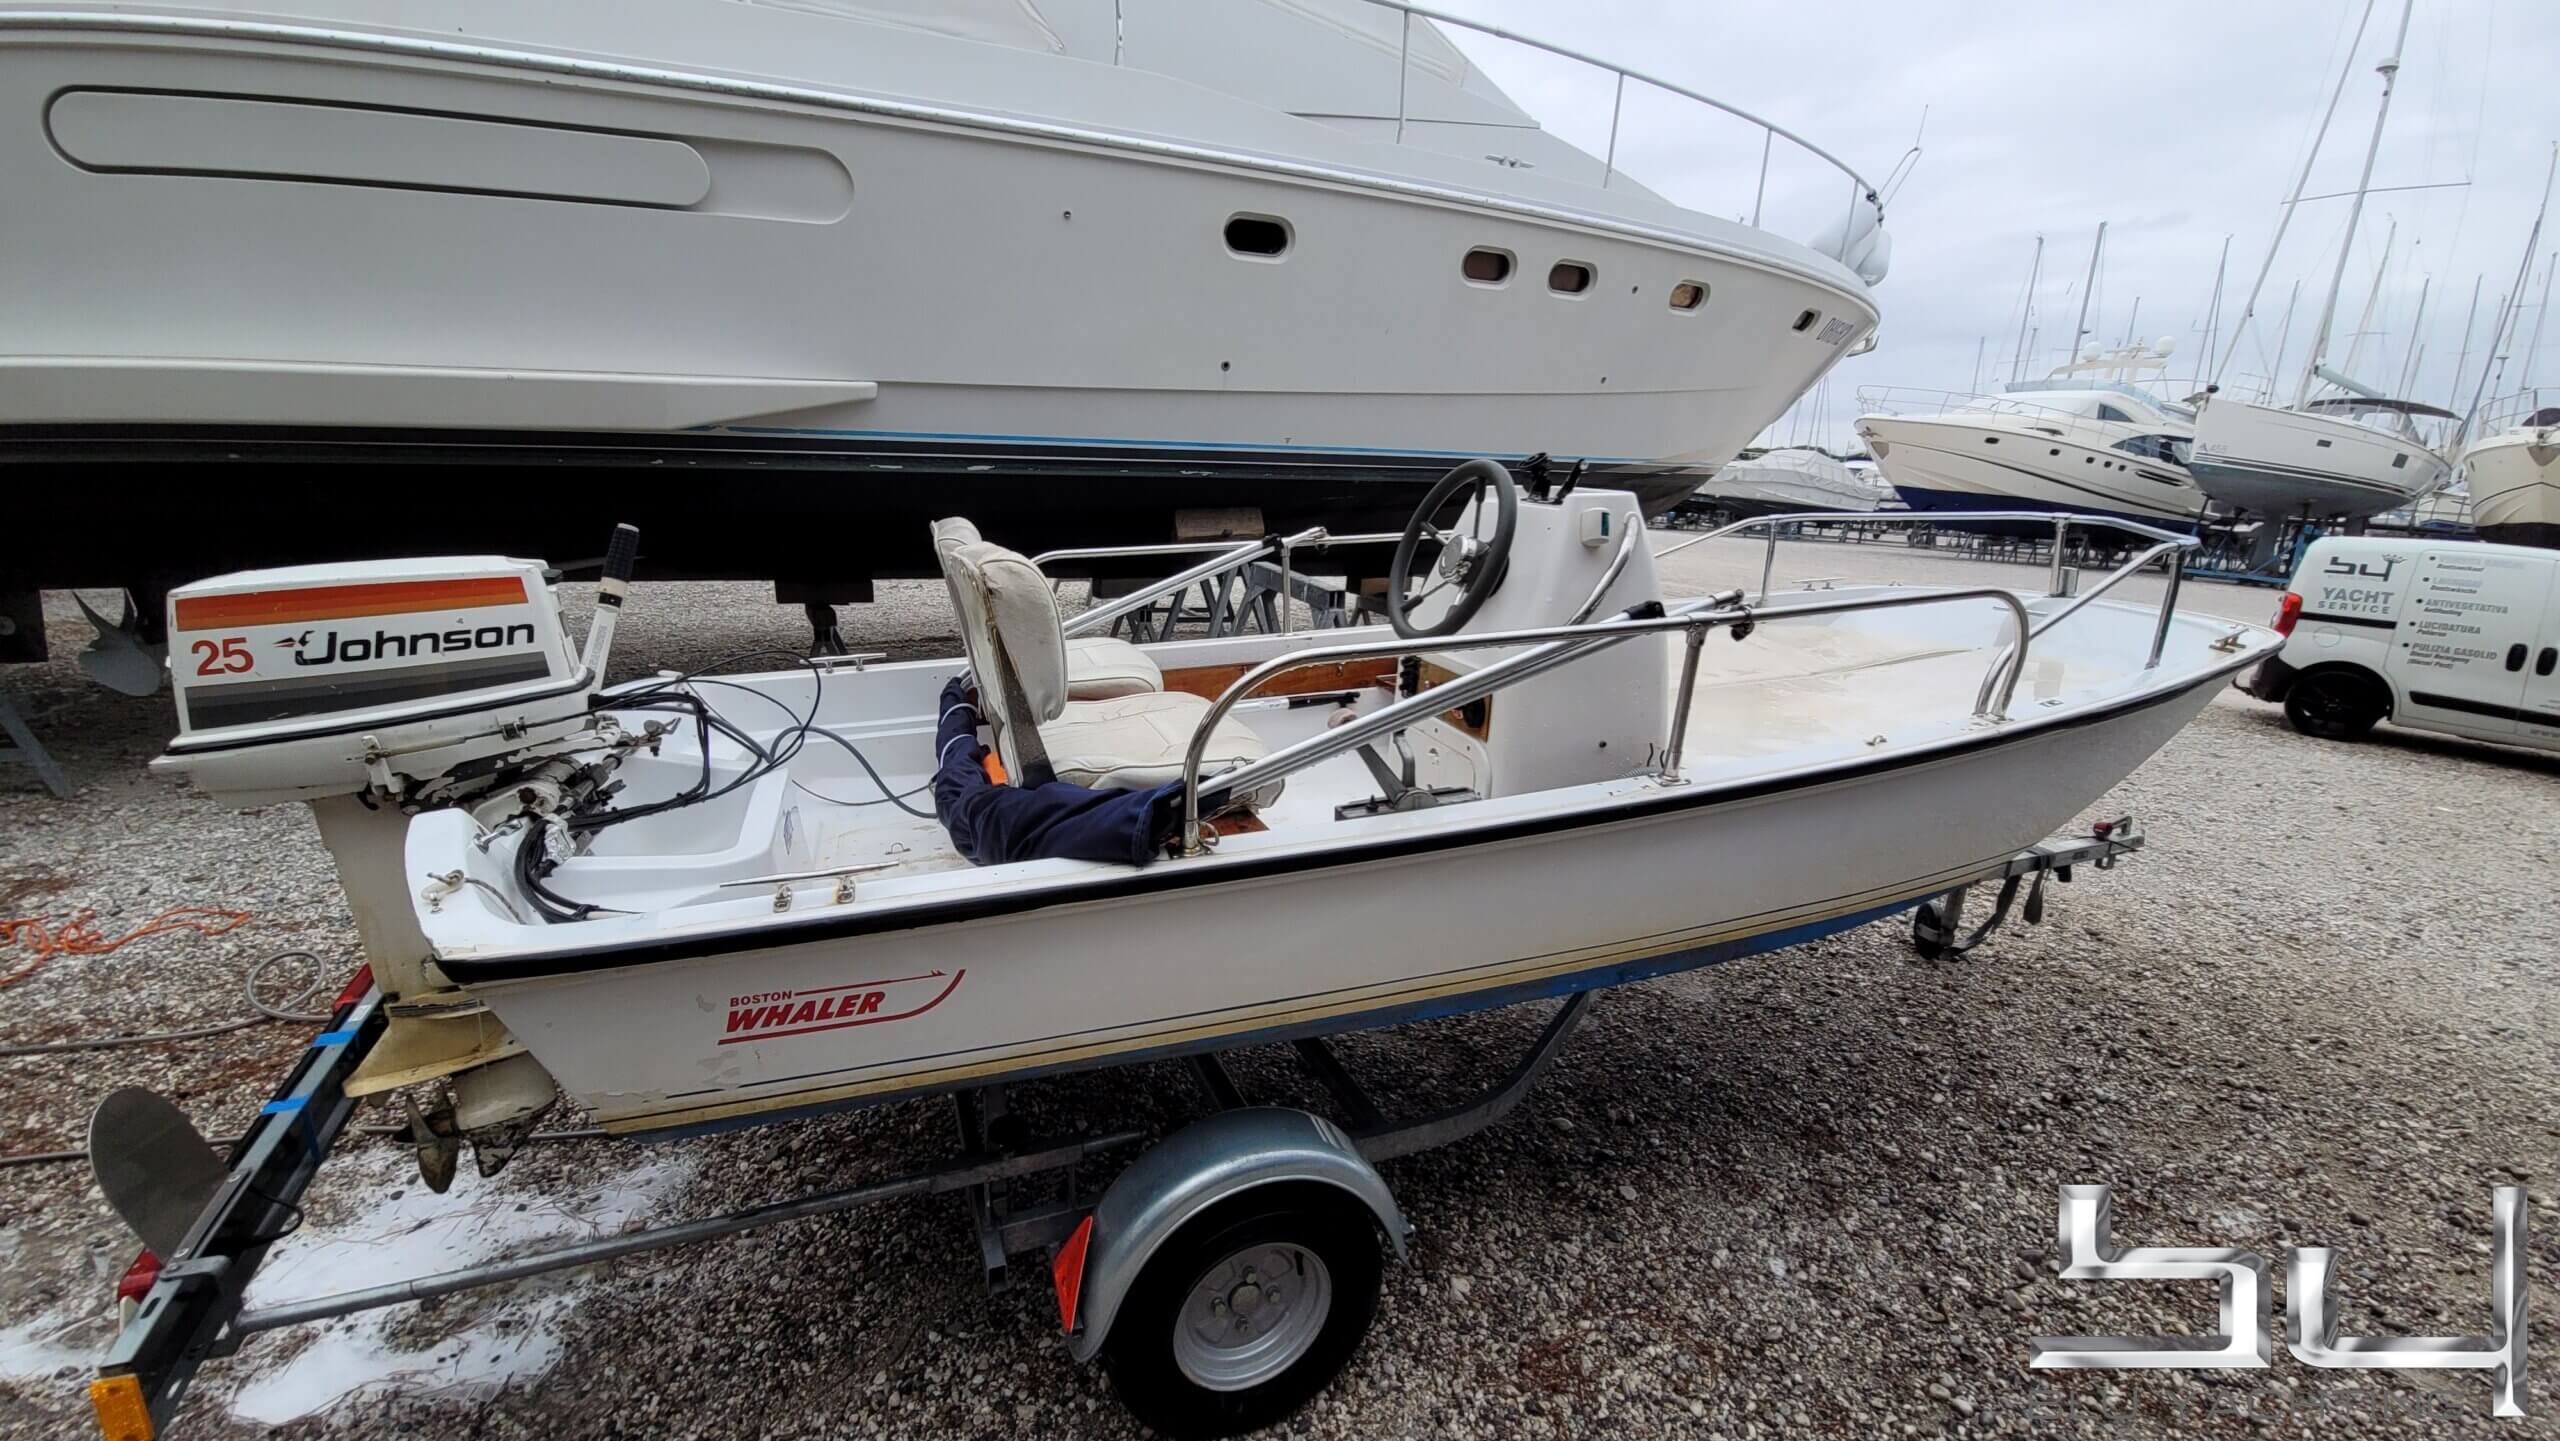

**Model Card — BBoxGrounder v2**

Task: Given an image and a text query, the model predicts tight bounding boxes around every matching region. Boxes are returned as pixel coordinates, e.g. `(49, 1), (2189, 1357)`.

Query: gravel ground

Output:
(3, 535), (2556, 1441)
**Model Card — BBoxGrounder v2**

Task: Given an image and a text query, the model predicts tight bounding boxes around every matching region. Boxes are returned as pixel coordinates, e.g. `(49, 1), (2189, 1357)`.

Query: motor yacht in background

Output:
(2462, 393), (2560, 547)
(2372, 479), (2476, 536)
(1691, 448), (1884, 517)
(2187, 0), (2452, 543)
(1853, 344), (2207, 534)
(0, 0), (1891, 659)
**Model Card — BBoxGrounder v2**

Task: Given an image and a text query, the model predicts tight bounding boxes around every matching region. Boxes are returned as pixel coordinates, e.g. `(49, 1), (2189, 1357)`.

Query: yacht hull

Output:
(2465, 428), (2560, 549)
(2188, 397), (2448, 521)
(1857, 416), (2200, 537)
(0, 5), (1871, 592)
(436, 672), (2230, 1135)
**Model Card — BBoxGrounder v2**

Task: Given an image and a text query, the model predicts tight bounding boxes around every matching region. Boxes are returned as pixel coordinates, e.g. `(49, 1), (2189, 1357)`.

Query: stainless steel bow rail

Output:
(1177, 509), (2203, 857)
(1179, 585), (2035, 856)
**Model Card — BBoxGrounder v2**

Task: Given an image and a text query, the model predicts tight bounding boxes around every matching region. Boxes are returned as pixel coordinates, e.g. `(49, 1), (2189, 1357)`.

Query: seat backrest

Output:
(930, 517), (987, 679)
(947, 539), (1068, 785)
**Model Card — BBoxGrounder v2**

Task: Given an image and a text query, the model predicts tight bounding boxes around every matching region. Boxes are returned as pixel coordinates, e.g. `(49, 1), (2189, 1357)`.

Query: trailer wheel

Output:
(1102, 1185), (1382, 1439)
(2284, 670), (2384, 740)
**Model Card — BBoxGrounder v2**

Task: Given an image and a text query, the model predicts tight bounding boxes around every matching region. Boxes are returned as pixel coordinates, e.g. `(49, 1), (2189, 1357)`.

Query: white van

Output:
(2239, 535), (2560, 747)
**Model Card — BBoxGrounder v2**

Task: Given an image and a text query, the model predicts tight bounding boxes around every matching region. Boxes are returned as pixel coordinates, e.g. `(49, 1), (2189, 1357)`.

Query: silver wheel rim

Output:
(1171, 1242), (1333, 1392)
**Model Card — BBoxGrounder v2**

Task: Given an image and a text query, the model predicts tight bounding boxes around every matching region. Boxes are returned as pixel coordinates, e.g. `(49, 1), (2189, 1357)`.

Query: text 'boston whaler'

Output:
(0, 0), (1892, 622)
(89, 458), (2279, 1436)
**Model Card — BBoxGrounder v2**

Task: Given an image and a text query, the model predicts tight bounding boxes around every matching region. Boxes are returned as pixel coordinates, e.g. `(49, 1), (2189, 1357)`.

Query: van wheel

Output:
(2284, 671), (2384, 740)
(1101, 1187), (1382, 1439)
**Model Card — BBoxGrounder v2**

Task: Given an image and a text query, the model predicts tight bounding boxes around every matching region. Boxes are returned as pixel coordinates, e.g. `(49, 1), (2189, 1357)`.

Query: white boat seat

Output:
(932, 518), (1162, 699)
(1060, 635), (1162, 701)
(945, 537), (1280, 809)
(1041, 690), (1270, 795)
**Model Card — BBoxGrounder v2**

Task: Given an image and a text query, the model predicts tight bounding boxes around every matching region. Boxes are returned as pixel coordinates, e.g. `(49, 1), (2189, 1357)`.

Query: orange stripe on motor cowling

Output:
(174, 576), (527, 631)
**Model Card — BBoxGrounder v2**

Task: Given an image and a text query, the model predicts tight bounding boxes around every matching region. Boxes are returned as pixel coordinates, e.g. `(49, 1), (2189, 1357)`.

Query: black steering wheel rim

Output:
(1387, 459), (1519, 639)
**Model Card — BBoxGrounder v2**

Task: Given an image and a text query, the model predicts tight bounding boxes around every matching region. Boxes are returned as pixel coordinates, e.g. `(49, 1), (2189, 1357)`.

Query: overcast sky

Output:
(1431, 0), (2559, 451)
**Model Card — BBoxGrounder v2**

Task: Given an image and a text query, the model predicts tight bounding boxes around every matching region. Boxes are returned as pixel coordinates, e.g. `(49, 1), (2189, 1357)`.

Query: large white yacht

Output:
(0, 0), (1889, 636)
(2462, 393), (2560, 548)
(1854, 351), (2207, 533)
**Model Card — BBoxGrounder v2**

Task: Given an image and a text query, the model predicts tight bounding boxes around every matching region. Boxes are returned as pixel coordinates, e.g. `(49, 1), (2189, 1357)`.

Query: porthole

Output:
(1792, 308), (1821, 332)
(2391, 452), (2409, 468)
(1548, 260), (1594, 295)
(1984, 436), (1999, 445)
(1223, 214), (1290, 258)
(1669, 280), (1708, 311)
(1462, 247), (1514, 285)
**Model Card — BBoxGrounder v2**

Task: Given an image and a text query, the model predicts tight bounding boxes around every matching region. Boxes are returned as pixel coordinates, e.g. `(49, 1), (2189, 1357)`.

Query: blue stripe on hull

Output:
(1891, 485), (2196, 539)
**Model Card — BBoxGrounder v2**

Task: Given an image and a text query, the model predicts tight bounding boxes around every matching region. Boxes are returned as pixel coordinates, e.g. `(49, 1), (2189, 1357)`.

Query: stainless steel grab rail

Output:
(1039, 530), (1404, 639)
(1651, 508), (2202, 668)
(1179, 586), (2033, 856)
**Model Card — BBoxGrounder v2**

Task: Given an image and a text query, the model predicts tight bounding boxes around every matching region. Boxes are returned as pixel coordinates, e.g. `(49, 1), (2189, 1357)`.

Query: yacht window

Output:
(2113, 433), (2189, 465)
(2097, 403), (2133, 423)
(1462, 247), (1513, 285)
(1669, 280), (1707, 311)
(1792, 309), (1821, 332)
(1549, 261), (1594, 294)
(2391, 452), (2409, 468)
(1222, 214), (1291, 258)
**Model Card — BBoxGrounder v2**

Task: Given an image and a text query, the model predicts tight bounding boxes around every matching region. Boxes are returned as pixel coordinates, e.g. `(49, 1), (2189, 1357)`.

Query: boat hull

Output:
(1856, 416), (2201, 537)
(2188, 397), (2448, 521)
(0, 5), (1870, 592)
(2465, 428), (2560, 549)
(449, 672), (2228, 1134)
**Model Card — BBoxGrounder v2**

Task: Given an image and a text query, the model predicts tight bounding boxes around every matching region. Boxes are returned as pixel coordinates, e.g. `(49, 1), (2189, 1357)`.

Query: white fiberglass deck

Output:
(415, 586), (2238, 958)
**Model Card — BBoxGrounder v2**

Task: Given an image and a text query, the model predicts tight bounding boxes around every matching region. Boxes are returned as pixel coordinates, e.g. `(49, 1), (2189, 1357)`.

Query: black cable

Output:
(776, 722), (940, 818)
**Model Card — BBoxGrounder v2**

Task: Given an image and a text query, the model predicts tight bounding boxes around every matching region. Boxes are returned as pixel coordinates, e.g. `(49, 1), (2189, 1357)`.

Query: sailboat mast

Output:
(2008, 235), (2044, 384)
(2213, 0), (2379, 386)
(2395, 273), (2430, 399)
(2070, 222), (2107, 368)
(2122, 296), (2141, 346)
(2297, 0), (2417, 408)
(2465, 142), (2557, 427)
(2266, 280), (2303, 402)
(2446, 273), (2483, 415)
(2198, 235), (2231, 390)
(2342, 219), (2395, 381)
(2524, 249), (2556, 392)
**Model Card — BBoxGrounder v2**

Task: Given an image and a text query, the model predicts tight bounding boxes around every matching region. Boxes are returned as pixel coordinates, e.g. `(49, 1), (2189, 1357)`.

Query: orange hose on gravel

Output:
(0, 906), (253, 987)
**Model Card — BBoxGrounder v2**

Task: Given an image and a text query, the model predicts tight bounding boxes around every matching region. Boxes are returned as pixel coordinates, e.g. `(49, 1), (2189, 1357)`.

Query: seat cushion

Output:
(1041, 691), (1282, 808)
(1063, 636), (1163, 700)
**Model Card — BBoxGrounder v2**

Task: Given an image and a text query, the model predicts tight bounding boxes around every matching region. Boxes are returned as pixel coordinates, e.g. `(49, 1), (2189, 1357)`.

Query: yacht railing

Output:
(1653, 507), (2197, 651)
(1177, 586), (2034, 856)
(2471, 387), (2560, 437)
(1108, 0), (1881, 236)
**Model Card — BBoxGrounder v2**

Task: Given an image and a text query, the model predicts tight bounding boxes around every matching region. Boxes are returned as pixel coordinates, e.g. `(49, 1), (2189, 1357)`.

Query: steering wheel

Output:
(1387, 459), (1519, 639)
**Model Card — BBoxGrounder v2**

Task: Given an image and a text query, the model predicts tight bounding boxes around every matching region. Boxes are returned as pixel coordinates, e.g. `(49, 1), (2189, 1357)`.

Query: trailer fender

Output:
(1061, 1107), (1407, 1364)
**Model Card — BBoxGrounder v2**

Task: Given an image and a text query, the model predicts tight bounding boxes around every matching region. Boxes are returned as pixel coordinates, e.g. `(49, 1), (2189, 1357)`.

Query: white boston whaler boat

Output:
(95, 466), (2272, 1438)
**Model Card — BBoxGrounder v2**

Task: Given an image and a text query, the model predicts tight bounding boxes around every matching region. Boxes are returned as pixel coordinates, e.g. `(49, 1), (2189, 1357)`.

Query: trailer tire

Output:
(2283, 668), (2385, 740)
(1101, 1184), (1383, 1439)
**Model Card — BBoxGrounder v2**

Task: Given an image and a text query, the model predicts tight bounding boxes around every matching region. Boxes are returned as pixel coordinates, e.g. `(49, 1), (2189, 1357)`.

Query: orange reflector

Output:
(89, 1375), (152, 1441)
(1052, 1215), (1094, 1335)
(982, 751), (1009, 786)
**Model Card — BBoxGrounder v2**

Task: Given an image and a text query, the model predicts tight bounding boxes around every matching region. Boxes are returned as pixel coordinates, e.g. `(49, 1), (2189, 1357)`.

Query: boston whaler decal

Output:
(720, 969), (966, 1044)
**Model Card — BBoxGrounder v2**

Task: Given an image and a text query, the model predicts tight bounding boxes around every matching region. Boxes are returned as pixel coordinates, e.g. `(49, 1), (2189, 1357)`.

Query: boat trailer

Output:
(81, 818), (2144, 1441)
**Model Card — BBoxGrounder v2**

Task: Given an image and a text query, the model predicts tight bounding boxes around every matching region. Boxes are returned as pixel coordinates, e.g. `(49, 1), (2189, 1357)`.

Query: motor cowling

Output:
(154, 556), (592, 807)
